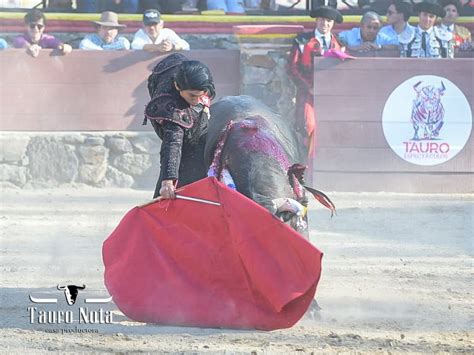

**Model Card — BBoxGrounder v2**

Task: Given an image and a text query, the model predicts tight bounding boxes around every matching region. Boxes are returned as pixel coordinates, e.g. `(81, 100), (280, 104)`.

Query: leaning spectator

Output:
(13, 9), (72, 58)
(379, 0), (414, 46)
(438, 0), (472, 50)
(206, 0), (245, 13)
(131, 9), (190, 51)
(399, 0), (454, 58)
(338, 11), (393, 52)
(0, 38), (8, 50)
(79, 11), (131, 50)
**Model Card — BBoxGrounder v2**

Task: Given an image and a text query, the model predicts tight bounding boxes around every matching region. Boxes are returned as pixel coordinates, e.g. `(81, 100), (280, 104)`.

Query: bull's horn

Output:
(77, 284), (86, 290)
(440, 81), (446, 92)
(413, 81), (422, 91)
(57, 284), (65, 290)
(272, 198), (306, 217)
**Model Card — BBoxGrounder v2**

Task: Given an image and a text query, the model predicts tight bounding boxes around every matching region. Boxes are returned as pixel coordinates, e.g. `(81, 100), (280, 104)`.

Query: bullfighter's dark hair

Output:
(24, 9), (46, 25)
(174, 61), (216, 99)
(391, 0), (413, 22)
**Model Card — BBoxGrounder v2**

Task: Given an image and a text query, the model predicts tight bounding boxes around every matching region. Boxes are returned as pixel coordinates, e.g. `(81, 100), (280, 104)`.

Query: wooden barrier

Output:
(0, 49), (240, 131)
(312, 57), (473, 193)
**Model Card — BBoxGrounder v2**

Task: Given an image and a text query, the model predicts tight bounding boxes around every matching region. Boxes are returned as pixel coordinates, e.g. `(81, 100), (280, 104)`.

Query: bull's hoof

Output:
(304, 299), (322, 321)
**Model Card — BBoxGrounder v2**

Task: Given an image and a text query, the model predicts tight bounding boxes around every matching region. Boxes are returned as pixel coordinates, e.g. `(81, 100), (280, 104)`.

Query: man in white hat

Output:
(131, 9), (189, 52)
(399, 0), (454, 58)
(79, 11), (130, 50)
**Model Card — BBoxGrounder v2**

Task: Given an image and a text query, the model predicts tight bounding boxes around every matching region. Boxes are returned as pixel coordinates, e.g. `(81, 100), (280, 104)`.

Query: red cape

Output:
(102, 177), (323, 330)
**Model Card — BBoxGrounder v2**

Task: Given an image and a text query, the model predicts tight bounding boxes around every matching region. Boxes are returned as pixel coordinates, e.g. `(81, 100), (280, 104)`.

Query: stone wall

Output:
(0, 32), (299, 190)
(0, 132), (161, 189)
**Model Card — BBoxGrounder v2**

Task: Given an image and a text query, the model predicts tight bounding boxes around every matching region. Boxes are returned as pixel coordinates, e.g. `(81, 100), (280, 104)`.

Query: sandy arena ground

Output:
(0, 187), (472, 354)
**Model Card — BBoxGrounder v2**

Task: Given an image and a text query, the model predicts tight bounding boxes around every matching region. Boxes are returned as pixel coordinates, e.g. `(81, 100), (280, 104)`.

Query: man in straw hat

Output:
(399, 0), (454, 58)
(288, 6), (344, 157)
(79, 11), (130, 50)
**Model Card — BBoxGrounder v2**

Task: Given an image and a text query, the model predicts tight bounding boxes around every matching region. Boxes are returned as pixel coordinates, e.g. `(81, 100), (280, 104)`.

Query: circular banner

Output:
(382, 75), (472, 166)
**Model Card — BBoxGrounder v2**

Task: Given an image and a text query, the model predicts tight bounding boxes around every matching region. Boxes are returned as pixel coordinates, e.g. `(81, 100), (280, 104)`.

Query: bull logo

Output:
(57, 284), (86, 306)
(410, 81), (446, 140)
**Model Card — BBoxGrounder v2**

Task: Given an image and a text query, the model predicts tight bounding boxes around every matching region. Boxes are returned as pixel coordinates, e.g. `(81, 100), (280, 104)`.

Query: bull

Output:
(411, 81), (446, 140)
(57, 284), (86, 306)
(204, 95), (334, 239)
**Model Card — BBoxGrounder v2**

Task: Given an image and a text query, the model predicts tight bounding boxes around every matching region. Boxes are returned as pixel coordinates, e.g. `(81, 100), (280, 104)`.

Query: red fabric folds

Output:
(102, 177), (323, 330)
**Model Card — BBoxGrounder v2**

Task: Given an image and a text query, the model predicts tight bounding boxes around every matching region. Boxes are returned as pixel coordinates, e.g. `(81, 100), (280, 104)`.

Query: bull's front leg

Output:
(412, 124), (419, 140)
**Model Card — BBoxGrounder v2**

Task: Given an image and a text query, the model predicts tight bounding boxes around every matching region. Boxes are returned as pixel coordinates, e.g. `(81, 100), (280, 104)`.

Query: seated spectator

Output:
(438, 0), (472, 50)
(13, 9), (72, 58)
(338, 11), (393, 51)
(79, 12), (131, 50)
(140, 0), (184, 13)
(206, 0), (245, 13)
(98, 0), (139, 13)
(379, 0), (414, 46)
(131, 9), (190, 51)
(0, 38), (8, 50)
(76, 0), (98, 13)
(399, 0), (454, 58)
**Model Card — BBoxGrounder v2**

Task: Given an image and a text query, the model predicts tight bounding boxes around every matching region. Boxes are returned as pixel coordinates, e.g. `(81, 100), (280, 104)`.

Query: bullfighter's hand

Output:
(160, 180), (176, 199)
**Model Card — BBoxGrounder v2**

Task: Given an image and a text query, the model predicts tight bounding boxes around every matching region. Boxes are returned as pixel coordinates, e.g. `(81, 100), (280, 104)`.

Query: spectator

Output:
(98, 0), (139, 13)
(287, 6), (344, 155)
(379, 0), (414, 46)
(338, 11), (393, 51)
(399, 0), (454, 58)
(140, 0), (184, 13)
(131, 9), (190, 51)
(13, 9), (72, 58)
(206, 0), (246, 13)
(438, 0), (472, 50)
(0, 38), (8, 50)
(79, 12), (131, 50)
(76, 0), (98, 13)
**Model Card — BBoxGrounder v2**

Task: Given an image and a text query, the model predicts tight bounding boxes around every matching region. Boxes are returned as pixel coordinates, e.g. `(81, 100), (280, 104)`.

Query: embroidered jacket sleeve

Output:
(288, 33), (313, 90)
(159, 121), (185, 181)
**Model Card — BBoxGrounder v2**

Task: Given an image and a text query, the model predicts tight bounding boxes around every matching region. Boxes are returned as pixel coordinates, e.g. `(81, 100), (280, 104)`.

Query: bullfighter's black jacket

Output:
(145, 53), (209, 197)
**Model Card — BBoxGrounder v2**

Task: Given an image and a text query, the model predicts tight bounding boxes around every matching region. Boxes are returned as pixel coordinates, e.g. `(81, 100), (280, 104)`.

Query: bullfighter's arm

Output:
(287, 43), (313, 91)
(159, 121), (185, 182)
